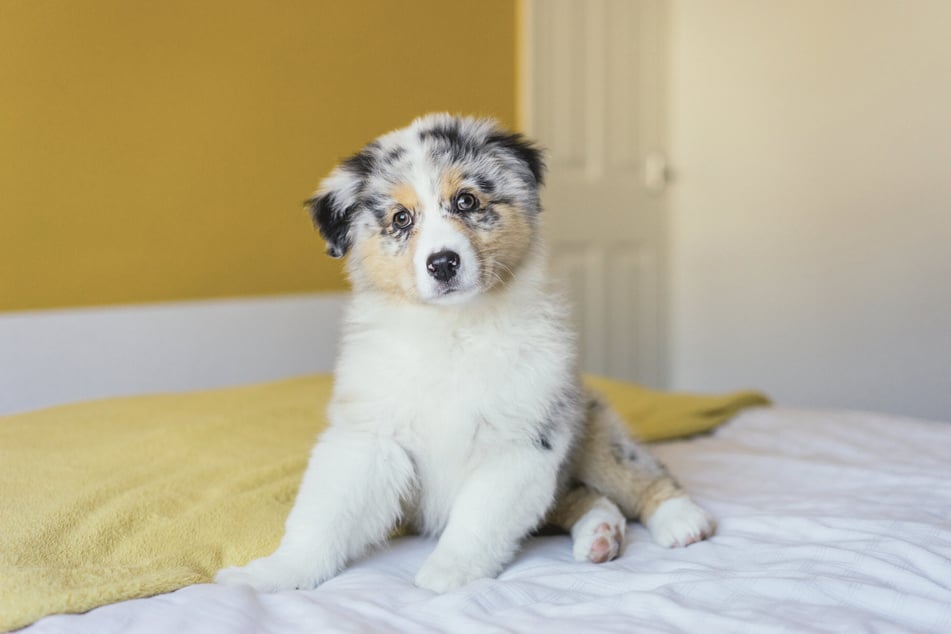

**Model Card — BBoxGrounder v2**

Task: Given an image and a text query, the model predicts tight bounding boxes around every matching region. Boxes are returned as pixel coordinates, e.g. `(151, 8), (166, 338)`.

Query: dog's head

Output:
(307, 114), (545, 305)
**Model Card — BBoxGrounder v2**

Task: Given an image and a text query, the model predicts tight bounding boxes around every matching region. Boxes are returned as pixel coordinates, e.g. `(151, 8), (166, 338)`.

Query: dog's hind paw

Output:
(571, 501), (626, 563)
(646, 497), (716, 548)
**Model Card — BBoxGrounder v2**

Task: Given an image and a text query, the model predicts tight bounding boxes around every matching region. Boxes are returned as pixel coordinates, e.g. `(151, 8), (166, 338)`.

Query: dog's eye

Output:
(454, 192), (478, 213)
(392, 209), (413, 230)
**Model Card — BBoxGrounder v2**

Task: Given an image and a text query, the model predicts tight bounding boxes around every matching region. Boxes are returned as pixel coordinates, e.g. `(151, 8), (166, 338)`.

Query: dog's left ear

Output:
(488, 131), (546, 186)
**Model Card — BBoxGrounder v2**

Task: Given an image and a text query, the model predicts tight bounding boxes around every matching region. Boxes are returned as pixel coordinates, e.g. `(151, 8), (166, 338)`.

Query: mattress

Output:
(22, 406), (951, 634)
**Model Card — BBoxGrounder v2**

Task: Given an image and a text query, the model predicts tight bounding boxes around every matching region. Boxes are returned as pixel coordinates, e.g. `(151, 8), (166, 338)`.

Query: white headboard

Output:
(0, 293), (348, 415)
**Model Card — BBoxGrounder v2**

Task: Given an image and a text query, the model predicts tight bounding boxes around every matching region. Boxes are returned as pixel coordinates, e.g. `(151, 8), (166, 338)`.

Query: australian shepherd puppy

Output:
(216, 114), (715, 593)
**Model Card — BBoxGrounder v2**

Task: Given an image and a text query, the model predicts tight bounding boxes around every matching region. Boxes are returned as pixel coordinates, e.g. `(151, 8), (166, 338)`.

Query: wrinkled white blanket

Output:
(25, 407), (951, 634)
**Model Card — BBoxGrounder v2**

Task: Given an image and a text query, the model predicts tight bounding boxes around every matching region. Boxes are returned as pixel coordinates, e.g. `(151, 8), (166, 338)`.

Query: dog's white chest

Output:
(363, 325), (521, 530)
(332, 295), (574, 533)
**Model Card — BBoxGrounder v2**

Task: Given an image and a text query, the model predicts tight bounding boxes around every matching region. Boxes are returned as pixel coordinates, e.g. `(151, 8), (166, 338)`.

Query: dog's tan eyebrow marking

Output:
(440, 169), (496, 205)
(390, 182), (419, 212)
(439, 168), (466, 203)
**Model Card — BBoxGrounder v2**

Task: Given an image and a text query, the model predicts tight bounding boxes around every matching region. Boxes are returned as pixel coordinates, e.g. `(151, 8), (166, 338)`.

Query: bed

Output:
(10, 388), (951, 633)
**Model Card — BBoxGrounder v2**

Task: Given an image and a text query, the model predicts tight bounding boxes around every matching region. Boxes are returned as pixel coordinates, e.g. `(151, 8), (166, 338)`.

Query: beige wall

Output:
(668, 0), (951, 419)
(0, 0), (516, 311)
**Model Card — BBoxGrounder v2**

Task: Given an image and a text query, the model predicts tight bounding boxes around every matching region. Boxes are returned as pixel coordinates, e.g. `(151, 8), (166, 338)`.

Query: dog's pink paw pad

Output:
(588, 535), (614, 563)
(572, 512), (626, 563)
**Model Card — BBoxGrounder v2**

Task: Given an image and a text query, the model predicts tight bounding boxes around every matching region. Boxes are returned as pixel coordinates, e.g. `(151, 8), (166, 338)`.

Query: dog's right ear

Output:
(306, 190), (353, 259)
(307, 144), (381, 258)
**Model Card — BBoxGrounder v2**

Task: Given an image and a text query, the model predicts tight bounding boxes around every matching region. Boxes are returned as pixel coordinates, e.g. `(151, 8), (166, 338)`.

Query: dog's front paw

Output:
(215, 554), (327, 592)
(415, 555), (489, 593)
(646, 497), (716, 548)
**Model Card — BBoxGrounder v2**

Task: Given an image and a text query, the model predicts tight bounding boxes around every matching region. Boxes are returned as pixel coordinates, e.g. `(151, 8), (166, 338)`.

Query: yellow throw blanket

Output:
(0, 374), (768, 631)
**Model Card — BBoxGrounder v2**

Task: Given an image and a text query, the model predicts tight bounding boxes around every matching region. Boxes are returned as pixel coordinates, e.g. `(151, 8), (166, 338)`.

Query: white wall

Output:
(0, 294), (347, 415)
(668, 0), (951, 420)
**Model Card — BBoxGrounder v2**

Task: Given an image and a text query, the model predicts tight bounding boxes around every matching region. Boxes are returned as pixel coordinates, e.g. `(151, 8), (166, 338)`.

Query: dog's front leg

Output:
(216, 426), (414, 591)
(415, 445), (559, 592)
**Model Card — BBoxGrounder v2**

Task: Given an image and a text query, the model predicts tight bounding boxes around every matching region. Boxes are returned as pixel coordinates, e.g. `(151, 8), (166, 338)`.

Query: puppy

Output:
(216, 114), (715, 593)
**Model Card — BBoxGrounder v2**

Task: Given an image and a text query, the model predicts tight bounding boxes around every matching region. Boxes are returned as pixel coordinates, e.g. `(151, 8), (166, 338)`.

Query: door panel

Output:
(522, 0), (668, 386)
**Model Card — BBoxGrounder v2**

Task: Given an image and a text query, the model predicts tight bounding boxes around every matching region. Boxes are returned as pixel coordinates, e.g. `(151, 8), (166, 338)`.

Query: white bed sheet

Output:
(24, 407), (951, 634)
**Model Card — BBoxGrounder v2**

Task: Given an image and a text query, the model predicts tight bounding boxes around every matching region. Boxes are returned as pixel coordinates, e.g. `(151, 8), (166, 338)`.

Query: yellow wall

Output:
(0, 0), (517, 311)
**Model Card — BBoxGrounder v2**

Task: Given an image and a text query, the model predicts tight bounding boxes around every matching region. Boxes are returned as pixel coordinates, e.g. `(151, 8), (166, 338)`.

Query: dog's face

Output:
(308, 114), (545, 305)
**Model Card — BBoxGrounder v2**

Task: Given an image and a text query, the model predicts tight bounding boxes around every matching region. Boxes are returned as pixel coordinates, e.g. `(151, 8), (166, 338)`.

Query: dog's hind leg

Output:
(572, 394), (716, 549)
(547, 484), (626, 563)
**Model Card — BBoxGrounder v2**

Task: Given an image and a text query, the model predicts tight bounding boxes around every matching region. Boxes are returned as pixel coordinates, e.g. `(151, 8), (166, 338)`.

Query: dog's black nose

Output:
(426, 250), (460, 282)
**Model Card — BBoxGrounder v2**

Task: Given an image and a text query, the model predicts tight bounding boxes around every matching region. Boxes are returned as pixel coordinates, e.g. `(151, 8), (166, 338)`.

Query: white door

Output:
(521, 0), (669, 387)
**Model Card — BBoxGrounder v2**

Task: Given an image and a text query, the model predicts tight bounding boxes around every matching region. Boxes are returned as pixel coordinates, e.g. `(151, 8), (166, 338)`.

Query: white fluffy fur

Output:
(216, 246), (577, 592)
